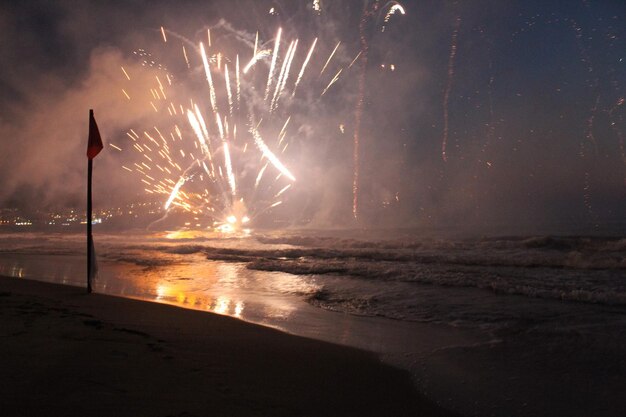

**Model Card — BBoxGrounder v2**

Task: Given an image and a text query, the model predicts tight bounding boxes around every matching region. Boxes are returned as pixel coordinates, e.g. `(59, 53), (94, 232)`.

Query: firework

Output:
(119, 21), (343, 232)
(441, 15), (461, 163)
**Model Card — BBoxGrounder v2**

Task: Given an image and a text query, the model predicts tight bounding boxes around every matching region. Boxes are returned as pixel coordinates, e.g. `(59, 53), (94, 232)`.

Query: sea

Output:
(1, 227), (625, 415)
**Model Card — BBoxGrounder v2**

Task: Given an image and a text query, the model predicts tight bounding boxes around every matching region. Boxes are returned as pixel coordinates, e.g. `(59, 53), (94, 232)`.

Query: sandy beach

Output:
(0, 276), (452, 417)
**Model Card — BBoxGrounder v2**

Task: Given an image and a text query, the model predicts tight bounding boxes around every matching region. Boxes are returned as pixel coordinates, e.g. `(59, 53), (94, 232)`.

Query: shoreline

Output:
(0, 275), (453, 417)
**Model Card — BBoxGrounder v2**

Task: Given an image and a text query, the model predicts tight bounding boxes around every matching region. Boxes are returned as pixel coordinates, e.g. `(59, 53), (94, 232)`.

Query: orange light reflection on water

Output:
(163, 228), (251, 240)
(153, 272), (246, 318)
(103, 234), (316, 325)
(144, 256), (302, 322)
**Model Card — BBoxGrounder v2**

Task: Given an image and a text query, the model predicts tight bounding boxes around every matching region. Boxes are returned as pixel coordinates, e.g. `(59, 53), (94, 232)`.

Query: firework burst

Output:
(117, 22), (347, 232)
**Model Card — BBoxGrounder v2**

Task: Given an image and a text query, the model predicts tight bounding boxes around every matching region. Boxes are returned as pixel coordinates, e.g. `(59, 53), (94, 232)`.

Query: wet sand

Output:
(0, 276), (452, 417)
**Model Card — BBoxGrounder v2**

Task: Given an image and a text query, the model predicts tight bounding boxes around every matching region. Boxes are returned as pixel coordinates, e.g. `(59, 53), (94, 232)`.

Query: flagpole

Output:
(86, 108), (103, 294)
(87, 108), (94, 294)
(87, 155), (93, 294)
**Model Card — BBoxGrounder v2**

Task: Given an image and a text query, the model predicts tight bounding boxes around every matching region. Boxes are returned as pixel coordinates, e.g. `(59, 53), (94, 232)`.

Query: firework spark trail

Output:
(292, 37), (317, 97)
(381, 3), (406, 32)
(572, 20), (599, 157)
(236, 55), (241, 109)
(200, 42), (218, 112)
(274, 184), (291, 197)
(182, 45), (191, 68)
(321, 68), (343, 96)
(569, 18), (599, 161)
(608, 99), (626, 170)
(265, 28), (283, 100)
(585, 95), (600, 157)
(320, 41), (341, 77)
(475, 27), (496, 161)
(156, 75), (167, 99)
(582, 170), (598, 227)
(254, 31), (258, 57)
(569, 18), (601, 224)
(271, 40), (297, 112)
(352, 1), (380, 220)
(223, 142), (237, 196)
(215, 113), (237, 196)
(441, 15), (461, 163)
(243, 50), (270, 73)
(225, 64), (234, 116)
(187, 112), (208, 155)
(250, 125), (296, 181)
(165, 176), (186, 209)
(254, 163), (269, 189)
(272, 39), (299, 112)
(194, 106), (209, 139)
(278, 117), (290, 146)
(121, 66), (131, 80)
(271, 37), (293, 96)
(277, 39), (298, 100)
(191, 108), (218, 178)
(348, 51), (362, 69)
(215, 113), (225, 139)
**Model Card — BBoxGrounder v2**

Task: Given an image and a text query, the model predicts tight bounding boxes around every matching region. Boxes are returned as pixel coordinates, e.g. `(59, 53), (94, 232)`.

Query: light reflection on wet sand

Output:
(0, 252), (315, 329)
(130, 254), (314, 323)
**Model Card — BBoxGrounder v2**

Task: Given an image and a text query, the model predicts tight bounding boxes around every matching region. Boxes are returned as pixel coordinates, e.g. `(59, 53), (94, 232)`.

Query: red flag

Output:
(86, 109), (104, 159)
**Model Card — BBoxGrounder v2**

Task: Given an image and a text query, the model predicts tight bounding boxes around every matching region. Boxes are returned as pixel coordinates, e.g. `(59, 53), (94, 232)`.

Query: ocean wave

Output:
(196, 235), (626, 271)
(247, 257), (625, 304)
(257, 233), (626, 251)
(109, 255), (176, 267)
(2, 231), (624, 307)
(188, 233), (626, 307)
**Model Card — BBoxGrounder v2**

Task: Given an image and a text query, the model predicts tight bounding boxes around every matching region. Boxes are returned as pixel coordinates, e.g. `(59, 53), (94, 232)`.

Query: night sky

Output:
(0, 0), (624, 232)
